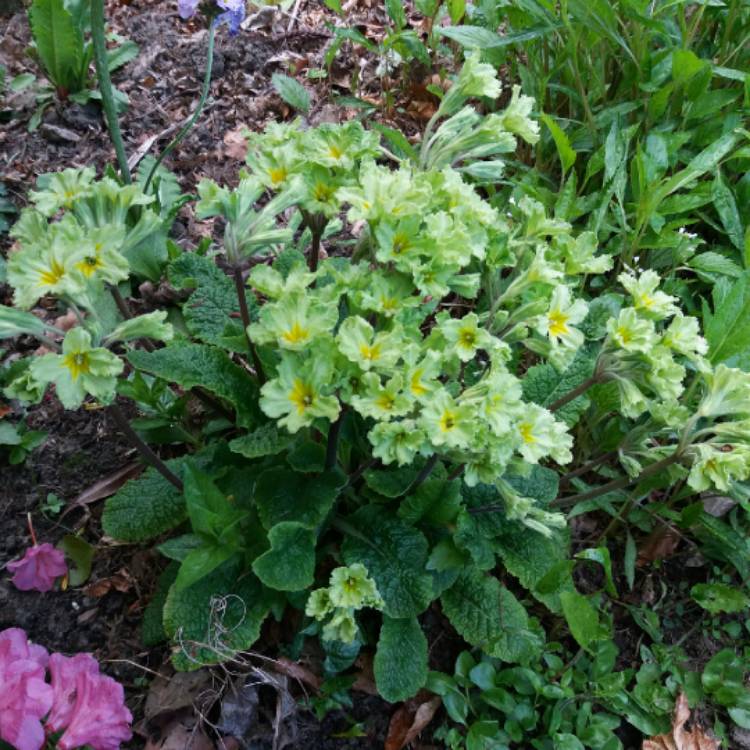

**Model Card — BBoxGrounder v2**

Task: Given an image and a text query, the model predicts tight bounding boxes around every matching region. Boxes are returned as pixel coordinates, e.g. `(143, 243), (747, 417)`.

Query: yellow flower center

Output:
(410, 369), (427, 397)
(375, 393), (395, 411)
(328, 144), (344, 159)
(313, 182), (333, 201)
(439, 410), (457, 432)
(38, 258), (66, 287)
(617, 326), (632, 345)
(268, 167), (287, 185)
(62, 351), (90, 381)
(289, 378), (315, 414)
(359, 343), (381, 362)
(519, 422), (536, 444)
(638, 293), (654, 309)
(548, 310), (570, 338)
(281, 321), (310, 345)
(380, 296), (397, 312)
(392, 233), (410, 255)
(459, 328), (476, 348)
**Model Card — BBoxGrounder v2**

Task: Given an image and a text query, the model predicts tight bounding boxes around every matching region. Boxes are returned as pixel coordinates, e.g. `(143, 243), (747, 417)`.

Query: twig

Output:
(287, 0), (304, 32)
(108, 403), (183, 490)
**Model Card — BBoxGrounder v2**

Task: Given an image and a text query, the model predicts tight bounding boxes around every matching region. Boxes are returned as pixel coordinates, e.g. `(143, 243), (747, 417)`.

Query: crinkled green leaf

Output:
(522, 346), (598, 426)
(102, 459), (188, 541)
(493, 522), (572, 612)
(254, 467), (344, 530)
(271, 73), (310, 115)
(703, 272), (750, 370)
(342, 506), (433, 618)
(163, 559), (271, 671)
(252, 522), (315, 591)
(374, 616), (427, 702)
(364, 466), (419, 498)
(129, 344), (259, 427)
(691, 582), (750, 614)
(229, 423), (292, 459)
(398, 477), (462, 525)
(168, 253), (248, 352)
(441, 568), (533, 661)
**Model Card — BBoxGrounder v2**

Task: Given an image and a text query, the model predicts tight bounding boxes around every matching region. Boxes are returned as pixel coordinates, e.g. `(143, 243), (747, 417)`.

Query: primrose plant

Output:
(4, 53), (750, 709)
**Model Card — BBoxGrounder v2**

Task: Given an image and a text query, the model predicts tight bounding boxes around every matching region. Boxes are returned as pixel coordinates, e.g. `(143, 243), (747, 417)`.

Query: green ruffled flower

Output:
(618, 270), (678, 320)
(30, 327), (123, 409)
(336, 316), (403, 373)
(369, 419), (427, 466)
(515, 404), (573, 465)
(29, 167), (96, 216)
(687, 443), (750, 492)
(439, 312), (494, 363)
(420, 390), (476, 450)
(499, 85), (540, 144)
(248, 292), (337, 351)
(8, 240), (86, 309)
(259, 352), (340, 432)
(349, 373), (413, 421)
(329, 564), (384, 609)
(606, 308), (658, 353)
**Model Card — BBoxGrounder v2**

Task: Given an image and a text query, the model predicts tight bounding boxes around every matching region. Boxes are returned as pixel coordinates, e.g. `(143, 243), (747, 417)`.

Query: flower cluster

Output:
(1, 172), (173, 409)
(0, 628), (132, 750)
(599, 269), (708, 420)
(305, 564), (384, 643)
(244, 119), (381, 218)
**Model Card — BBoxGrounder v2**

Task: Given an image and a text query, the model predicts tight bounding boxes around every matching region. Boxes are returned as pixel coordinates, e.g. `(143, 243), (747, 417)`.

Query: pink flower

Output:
(56, 668), (133, 750)
(45, 653), (99, 733)
(0, 628), (53, 750)
(7, 543), (67, 592)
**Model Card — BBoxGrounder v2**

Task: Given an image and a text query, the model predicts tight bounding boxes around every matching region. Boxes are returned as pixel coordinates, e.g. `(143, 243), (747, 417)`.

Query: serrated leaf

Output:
(522, 346), (597, 426)
(168, 253), (247, 352)
(102, 459), (188, 541)
(504, 465), (559, 505)
(254, 467), (343, 530)
(703, 271), (750, 369)
(493, 522), (573, 612)
(441, 569), (532, 662)
(342, 506), (433, 619)
(271, 73), (310, 114)
(559, 590), (599, 651)
(712, 171), (745, 251)
(688, 251), (742, 279)
(28, 0), (84, 93)
(129, 344), (259, 427)
(252, 522), (315, 591)
(163, 559), (271, 670)
(541, 114), (576, 174)
(229, 423), (292, 459)
(374, 616), (427, 702)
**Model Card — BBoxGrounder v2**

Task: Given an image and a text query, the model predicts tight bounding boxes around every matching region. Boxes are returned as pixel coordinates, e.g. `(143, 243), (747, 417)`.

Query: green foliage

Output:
(374, 616), (428, 702)
(5, 22), (750, 745)
(0, 419), (46, 465)
(271, 73), (311, 115)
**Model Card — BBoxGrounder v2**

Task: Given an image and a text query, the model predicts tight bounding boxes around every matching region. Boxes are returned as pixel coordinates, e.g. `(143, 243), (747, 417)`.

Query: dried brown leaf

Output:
(637, 526), (680, 566)
(274, 657), (321, 690)
(385, 694), (441, 750)
(70, 463), (143, 507)
(223, 125), (249, 161)
(642, 693), (719, 750)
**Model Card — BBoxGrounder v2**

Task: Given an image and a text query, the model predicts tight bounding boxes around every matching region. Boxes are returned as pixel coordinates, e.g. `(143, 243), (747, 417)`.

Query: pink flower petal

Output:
(46, 652), (99, 733)
(0, 628), (53, 750)
(7, 543), (67, 593)
(57, 670), (133, 750)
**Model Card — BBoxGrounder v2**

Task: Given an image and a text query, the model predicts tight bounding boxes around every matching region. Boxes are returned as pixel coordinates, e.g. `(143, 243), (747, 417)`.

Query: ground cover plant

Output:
(1, 0), (749, 749)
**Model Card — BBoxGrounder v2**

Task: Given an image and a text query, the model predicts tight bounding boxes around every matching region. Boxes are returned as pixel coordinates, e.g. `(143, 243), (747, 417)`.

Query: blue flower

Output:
(216, 0), (245, 34)
(177, 0), (246, 34)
